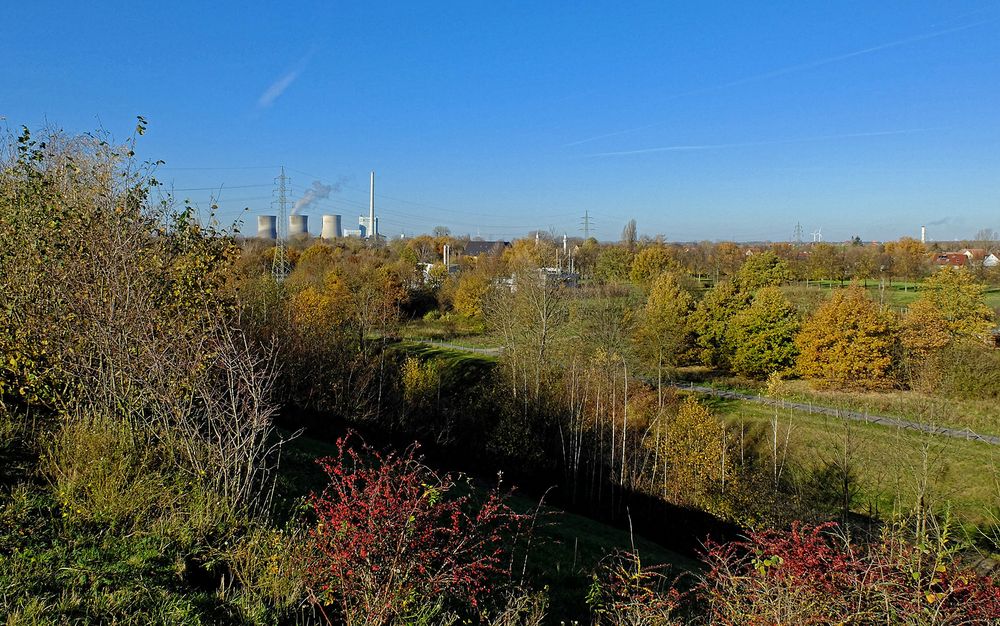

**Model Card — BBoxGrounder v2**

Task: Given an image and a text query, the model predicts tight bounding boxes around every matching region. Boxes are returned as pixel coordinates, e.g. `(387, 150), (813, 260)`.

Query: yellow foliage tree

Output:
(795, 287), (899, 389)
(629, 245), (681, 285)
(900, 299), (951, 360)
(634, 271), (692, 398)
(452, 272), (491, 319)
(914, 268), (994, 339)
(659, 397), (724, 505)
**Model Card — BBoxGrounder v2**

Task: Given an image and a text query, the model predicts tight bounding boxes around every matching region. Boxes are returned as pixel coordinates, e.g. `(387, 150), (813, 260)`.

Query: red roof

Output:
(934, 253), (968, 267)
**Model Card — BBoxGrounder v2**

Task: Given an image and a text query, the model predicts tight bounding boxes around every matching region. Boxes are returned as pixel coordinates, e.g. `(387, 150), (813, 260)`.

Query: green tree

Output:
(594, 246), (633, 284)
(690, 280), (751, 368)
(728, 286), (799, 378)
(795, 287), (899, 389)
(734, 251), (791, 292)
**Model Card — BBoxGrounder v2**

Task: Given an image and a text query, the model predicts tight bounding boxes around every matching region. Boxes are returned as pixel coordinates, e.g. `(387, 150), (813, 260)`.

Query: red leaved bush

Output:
(303, 435), (525, 625)
(700, 521), (1000, 625)
(587, 549), (686, 625)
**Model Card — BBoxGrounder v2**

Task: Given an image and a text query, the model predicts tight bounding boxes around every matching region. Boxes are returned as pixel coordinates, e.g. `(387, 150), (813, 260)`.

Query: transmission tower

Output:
(793, 221), (803, 245)
(271, 167), (291, 282)
(580, 210), (593, 239)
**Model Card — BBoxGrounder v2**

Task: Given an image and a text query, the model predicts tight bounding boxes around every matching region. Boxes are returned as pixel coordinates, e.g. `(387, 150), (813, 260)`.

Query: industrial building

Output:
(255, 170), (380, 241)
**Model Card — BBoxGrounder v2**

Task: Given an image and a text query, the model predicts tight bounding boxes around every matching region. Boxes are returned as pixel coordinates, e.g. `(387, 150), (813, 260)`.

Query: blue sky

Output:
(3, 1), (1000, 242)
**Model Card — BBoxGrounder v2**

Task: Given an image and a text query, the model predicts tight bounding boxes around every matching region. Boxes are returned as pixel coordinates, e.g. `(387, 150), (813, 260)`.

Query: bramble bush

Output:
(304, 435), (527, 625)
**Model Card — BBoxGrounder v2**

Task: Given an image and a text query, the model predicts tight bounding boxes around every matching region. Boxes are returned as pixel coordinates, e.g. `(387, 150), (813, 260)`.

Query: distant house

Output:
(984, 253), (1000, 268)
(961, 248), (988, 263)
(933, 253), (968, 267)
(463, 240), (511, 258)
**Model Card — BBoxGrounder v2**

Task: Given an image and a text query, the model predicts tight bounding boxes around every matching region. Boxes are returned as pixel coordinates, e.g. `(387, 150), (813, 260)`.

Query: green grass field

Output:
(782, 280), (1000, 313)
(676, 367), (1000, 439)
(695, 393), (1000, 534)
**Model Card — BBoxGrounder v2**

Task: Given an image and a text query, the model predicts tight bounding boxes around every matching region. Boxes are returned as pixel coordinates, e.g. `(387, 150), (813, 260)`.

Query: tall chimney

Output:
(369, 171), (376, 240)
(921, 225), (926, 244)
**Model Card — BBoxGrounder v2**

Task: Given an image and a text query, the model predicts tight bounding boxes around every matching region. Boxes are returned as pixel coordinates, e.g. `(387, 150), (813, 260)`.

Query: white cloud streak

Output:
(567, 17), (994, 148)
(257, 48), (318, 109)
(585, 127), (937, 157)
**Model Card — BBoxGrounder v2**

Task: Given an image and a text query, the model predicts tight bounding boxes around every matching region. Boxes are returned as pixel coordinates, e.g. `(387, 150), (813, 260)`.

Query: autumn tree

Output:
(594, 246), (633, 284)
(734, 250), (791, 292)
(452, 271), (491, 319)
(629, 245), (681, 285)
(657, 397), (724, 506)
(634, 271), (693, 401)
(899, 299), (951, 360)
(915, 267), (994, 338)
(727, 286), (799, 378)
(847, 245), (879, 286)
(885, 237), (928, 281)
(795, 287), (899, 389)
(805, 242), (846, 282)
(712, 242), (744, 277)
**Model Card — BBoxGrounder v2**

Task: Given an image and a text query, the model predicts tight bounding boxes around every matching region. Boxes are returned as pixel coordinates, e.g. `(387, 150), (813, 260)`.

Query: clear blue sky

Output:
(3, 1), (1000, 242)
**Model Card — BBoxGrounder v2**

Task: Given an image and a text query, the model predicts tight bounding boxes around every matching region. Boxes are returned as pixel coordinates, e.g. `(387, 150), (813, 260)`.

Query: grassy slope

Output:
(697, 393), (1000, 530)
(277, 432), (696, 622)
(677, 366), (1000, 438)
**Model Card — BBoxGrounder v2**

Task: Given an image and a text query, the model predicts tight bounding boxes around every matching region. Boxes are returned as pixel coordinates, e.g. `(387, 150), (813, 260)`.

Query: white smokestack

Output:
(921, 225), (926, 244)
(369, 171), (376, 240)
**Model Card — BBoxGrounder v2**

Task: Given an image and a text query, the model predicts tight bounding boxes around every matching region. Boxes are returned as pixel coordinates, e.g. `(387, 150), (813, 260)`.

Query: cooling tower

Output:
(321, 214), (342, 239)
(289, 215), (309, 238)
(257, 215), (277, 239)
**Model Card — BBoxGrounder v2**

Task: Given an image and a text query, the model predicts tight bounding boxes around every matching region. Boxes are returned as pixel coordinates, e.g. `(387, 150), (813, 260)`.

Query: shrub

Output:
(699, 521), (1000, 625)
(586, 549), (684, 625)
(304, 435), (526, 625)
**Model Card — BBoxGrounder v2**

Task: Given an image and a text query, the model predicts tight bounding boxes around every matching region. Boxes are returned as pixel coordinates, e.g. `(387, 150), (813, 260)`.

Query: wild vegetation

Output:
(1, 125), (997, 624)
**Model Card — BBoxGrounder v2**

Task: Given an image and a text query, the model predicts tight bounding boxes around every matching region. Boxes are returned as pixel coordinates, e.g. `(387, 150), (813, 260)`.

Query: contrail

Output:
(585, 127), (936, 157)
(566, 17), (994, 148)
(257, 47), (318, 109)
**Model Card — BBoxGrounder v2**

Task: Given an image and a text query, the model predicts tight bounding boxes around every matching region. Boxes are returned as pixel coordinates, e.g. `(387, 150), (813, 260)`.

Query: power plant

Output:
(289, 215), (309, 238)
(321, 214), (342, 239)
(256, 169), (379, 241)
(257, 215), (277, 240)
